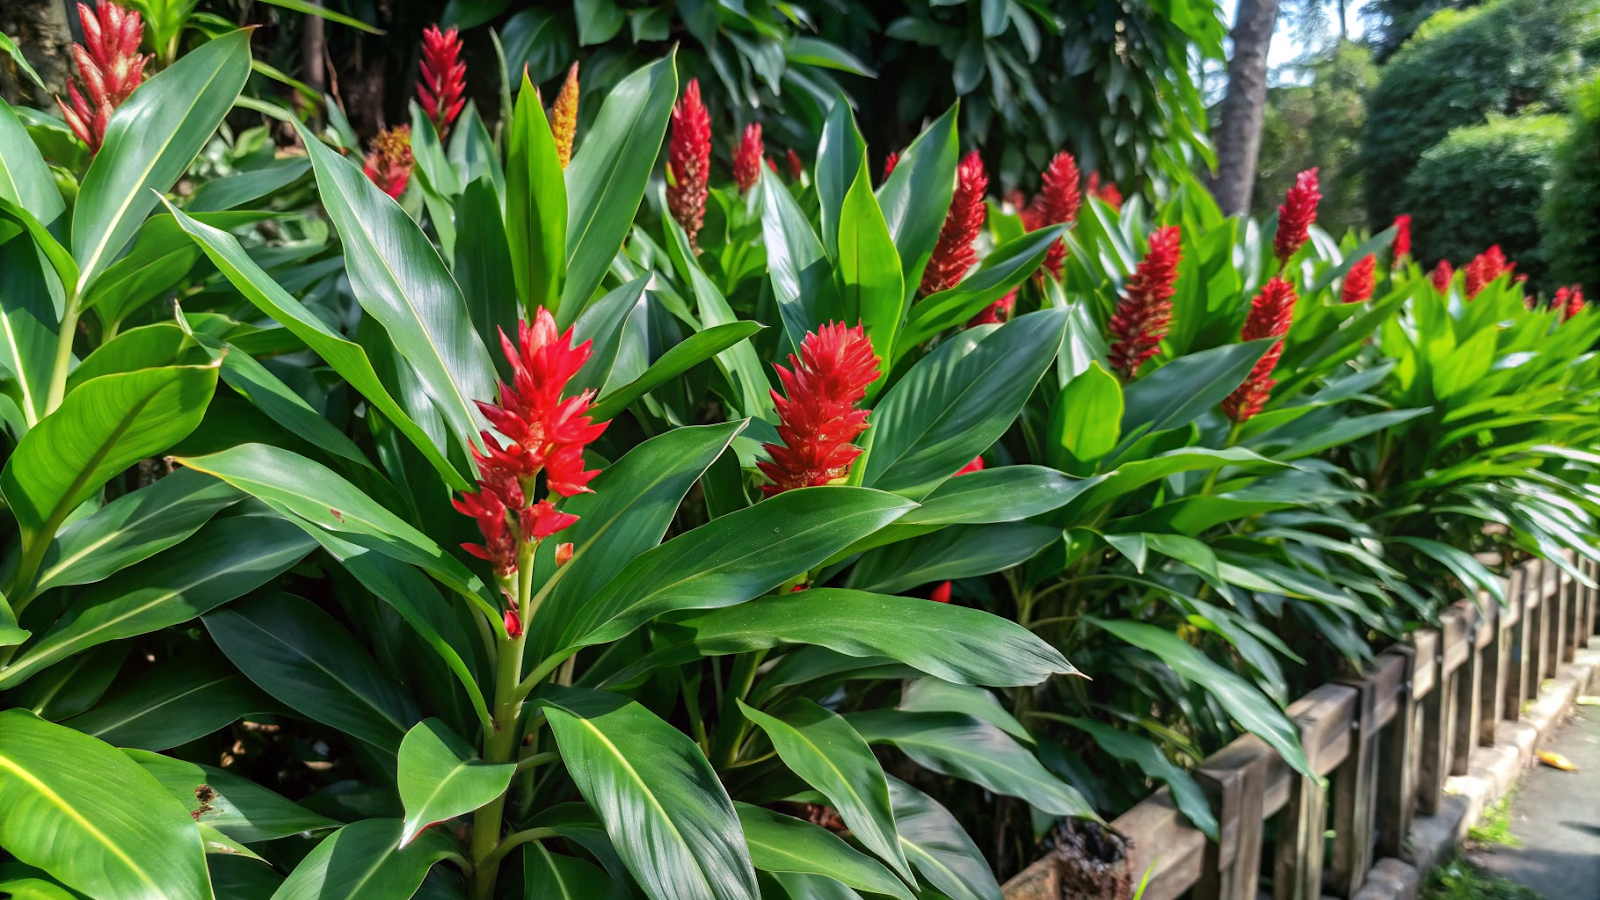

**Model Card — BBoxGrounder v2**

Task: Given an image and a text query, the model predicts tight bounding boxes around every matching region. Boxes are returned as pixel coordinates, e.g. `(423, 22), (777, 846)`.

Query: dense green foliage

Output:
(1255, 41), (1375, 237)
(1403, 115), (1568, 280)
(1541, 75), (1600, 291)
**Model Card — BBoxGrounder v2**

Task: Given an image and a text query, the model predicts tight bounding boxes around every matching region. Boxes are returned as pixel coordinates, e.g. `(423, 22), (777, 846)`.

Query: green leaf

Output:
(736, 804), (913, 900)
(206, 593), (423, 753)
(211, 856), (283, 900)
(295, 120), (498, 460)
(1048, 361), (1122, 470)
(455, 177), (519, 364)
(1064, 717), (1218, 840)
(1067, 446), (1284, 514)
(1391, 536), (1505, 606)
(864, 308), (1067, 499)
(63, 655), (275, 751)
(539, 686), (759, 900)
(897, 465), (1093, 525)
(555, 486), (915, 653)
(815, 98), (868, 261)
(887, 776), (1000, 900)
(564, 53), (677, 320)
(0, 97), (63, 224)
(507, 71), (567, 316)
(127, 750), (340, 843)
(0, 710), (210, 900)
(272, 820), (462, 900)
(836, 164), (903, 381)
(661, 215), (773, 420)
(847, 710), (1094, 817)
(397, 719), (515, 846)
(898, 225), (1061, 352)
(0, 513), (314, 689)
(875, 103), (959, 293)
(588, 321), (766, 421)
(523, 843), (628, 898)
(187, 158), (311, 212)
(1118, 340), (1274, 444)
(214, 341), (372, 468)
(5, 645), (124, 720)
(898, 677), (1031, 743)
(761, 166), (838, 355)
(0, 231), (65, 432)
(737, 700), (911, 881)
(847, 523), (1060, 594)
(1089, 617), (1312, 777)
(0, 37), (48, 96)
(82, 212), (271, 327)
(165, 203), (468, 490)
(72, 29), (251, 292)
(569, 275), (651, 396)
(576, 0), (627, 44)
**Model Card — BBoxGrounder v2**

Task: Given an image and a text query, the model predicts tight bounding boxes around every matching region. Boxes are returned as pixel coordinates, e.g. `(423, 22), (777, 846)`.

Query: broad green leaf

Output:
(864, 308), (1068, 499)
(887, 776), (1000, 900)
(215, 341), (373, 468)
(588, 321), (766, 421)
(0, 710), (210, 900)
(165, 204), (468, 490)
(898, 225), (1061, 352)
(569, 275), (651, 396)
(65, 322), (211, 390)
(898, 677), (1032, 743)
(736, 804), (913, 900)
(448, 103), (505, 201)
(1089, 617), (1312, 777)
(1118, 340), (1274, 444)
(1067, 446), (1285, 515)
(761, 166), (837, 355)
(207, 593), (423, 753)
(846, 523), (1060, 593)
(875, 103), (959, 294)
(815, 97), (867, 261)
(847, 710), (1094, 817)
(0, 35), (48, 93)
(187, 158), (311, 212)
(508, 71), (567, 316)
(0, 864), (80, 900)
(1391, 536), (1505, 606)
(563, 53), (677, 319)
(1048, 361), (1122, 471)
(128, 750), (340, 843)
(256, 0), (384, 32)
(0, 591), (25, 648)
(6, 644), (125, 720)
(523, 843), (628, 899)
(0, 513), (314, 689)
(555, 486), (915, 653)
(64, 655), (275, 751)
(211, 856), (283, 900)
(72, 29), (251, 292)
(1065, 717), (1218, 840)
(0, 196), (76, 295)
(539, 686), (758, 900)
(897, 466), (1093, 525)
(397, 719), (515, 846)
(271, 819), (462, 900)
(0, 98), (63, 224)
(836, 164), (903, 381)
(605, 589), (1076, 689)
(454, 177), (519, 365)
(0, 232), (66, 431)
(737, 700), (910, 880)
(295, 120), (497, 459)
(81, 212), (268, 327)
(175, 443), (496, 621)
(661, 215), (773, 420)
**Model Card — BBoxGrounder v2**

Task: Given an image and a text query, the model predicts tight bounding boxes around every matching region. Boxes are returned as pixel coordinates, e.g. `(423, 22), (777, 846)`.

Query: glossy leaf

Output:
(0, 97), (63, 224)
(887, 776), (1000, 900)
(127, 750), (340, 842)
(1118, 340), (1274, 443)
(507, 71), (567, 316)
(847, 523), (1061, 593)
(271, 819), (462, 900)
(736, 804), (913, 900)
(1048, 361), (1122, 470)
(397, 719), (515, 846)
(64, 655), (276, 751)
(455, 177), (519, 364)
(835, 165), (902, 373)
(216, 341), (373, 468)
(661, 215), (772, 420)
(1065, 717), (1218, 840)
(0, 224), (63, 430)
(523, 844), (628, 899)
(898, 226), (1061, 351)
(762, 167), (838, 355)
(588, 321), (766, 421)
(187, 158), (311, 212)
(815, 97), (867, 261)
(897, 466), (1092, 526)
(875, 104), (959, 294)
(898, 677), (1032, 743)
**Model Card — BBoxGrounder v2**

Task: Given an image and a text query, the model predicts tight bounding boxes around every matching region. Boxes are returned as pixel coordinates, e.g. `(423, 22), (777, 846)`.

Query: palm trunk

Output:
(1208, 0), (1280, 216)
(0, 0), (72, 107)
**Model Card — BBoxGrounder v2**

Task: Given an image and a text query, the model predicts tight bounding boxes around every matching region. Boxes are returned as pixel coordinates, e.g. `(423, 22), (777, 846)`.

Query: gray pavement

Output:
(1470, 704), (1600, 900)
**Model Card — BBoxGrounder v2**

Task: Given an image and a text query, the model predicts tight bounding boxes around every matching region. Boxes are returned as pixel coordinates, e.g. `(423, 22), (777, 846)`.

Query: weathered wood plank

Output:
(1330, 670), (1380, 897)
(1194, 737), (1273, 900)
(1375, 646), (1417, 862)
(1449, 604), (1482, 777)
(1109, 789), (1207, 900)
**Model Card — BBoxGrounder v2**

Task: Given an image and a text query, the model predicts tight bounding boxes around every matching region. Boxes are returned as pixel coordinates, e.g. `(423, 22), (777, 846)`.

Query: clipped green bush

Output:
(1401, 115), (1568, 281)
(1361, 0), (1600, 227)
(1541, 75), (1600, 290)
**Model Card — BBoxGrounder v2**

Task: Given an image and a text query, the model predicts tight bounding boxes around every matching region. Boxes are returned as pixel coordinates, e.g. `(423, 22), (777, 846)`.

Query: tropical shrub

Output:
(1541, 74), (1600, 292)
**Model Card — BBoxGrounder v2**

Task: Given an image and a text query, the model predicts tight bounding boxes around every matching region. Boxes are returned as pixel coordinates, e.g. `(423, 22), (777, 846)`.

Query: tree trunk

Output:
(0, 0), (73, 108)
(1208, 0), (1280, 216)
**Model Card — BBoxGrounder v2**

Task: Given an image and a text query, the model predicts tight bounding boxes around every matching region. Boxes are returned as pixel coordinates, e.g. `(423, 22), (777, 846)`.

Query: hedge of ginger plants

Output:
(1, 10), (1599, 900)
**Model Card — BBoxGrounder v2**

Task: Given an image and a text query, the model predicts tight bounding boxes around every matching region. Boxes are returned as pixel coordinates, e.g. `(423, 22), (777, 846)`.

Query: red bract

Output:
(1392, 214), (1411, 263)
(418, 25), (466, 140)
(667, 79), (712, 250)
(920, 151), (989, 296)
(58, 2), (149, 154)
(1222, 277), (1297, 423)
(954, 457), (985, 476)
(733, 123), (763, 194)
(929, 581), (952, 603)
(786, 148), (804, 182)
(1107, 225), (1182, 380)
(1340, 254), (1376, 305)
(967, 290), (1016, 327)
(1464, 245), (1513, 299)
(759, 323), (881, 495)
(1431, 260), (1454, 294)
(363, 126), (414, 199)
(1557, 285), (1586, 322)
(453, 489), (517, 576)
(882, 151), (900, 182)
(1273, 168), (1320, 265)
(1088, 172), (1123, 210)
(1036, 151), (1082, 276)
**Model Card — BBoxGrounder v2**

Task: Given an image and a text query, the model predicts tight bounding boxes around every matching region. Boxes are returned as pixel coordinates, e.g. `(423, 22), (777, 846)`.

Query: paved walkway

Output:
(1470, 704), (1600, 900)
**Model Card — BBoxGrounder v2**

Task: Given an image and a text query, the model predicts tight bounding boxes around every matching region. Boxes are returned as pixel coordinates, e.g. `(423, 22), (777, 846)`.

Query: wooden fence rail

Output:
(1004, 553), (1600, 900)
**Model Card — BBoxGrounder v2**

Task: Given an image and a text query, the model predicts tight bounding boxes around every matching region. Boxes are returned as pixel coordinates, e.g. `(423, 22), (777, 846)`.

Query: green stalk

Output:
(44, 292), (81, 415)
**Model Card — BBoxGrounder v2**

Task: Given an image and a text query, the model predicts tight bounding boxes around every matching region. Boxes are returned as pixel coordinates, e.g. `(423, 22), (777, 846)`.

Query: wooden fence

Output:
(1004, 553), (1600, 900)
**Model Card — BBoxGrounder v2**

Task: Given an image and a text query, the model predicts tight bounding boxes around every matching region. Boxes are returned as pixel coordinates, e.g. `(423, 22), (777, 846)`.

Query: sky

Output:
(1215, 0), (1373, 68)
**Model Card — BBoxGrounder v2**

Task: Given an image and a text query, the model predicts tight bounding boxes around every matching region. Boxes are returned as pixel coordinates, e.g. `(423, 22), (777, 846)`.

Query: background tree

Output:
(1208, 0), (1281, 214)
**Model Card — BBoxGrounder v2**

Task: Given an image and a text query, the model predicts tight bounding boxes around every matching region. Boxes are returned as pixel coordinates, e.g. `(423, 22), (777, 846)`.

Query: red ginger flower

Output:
(1431, 260), (1454, 294)
(929, 581), (952, 603)
(733, 123), (763, 194)
(1036, 151), (1082, 277)
(786, 148), (804, 182)
(363, 126), (414, 199)
(759, 322), (880, 495)
(968, 290), (1016, 327)
(552, 62), (580, 169)
(1107, 225), (1182, 380)
(883, 151), (900, 182)
(1463, 246), (1513, 299)
(954, 457), (985, 476)
(920, 151), (989, 296)
(1274, 168), (1320, 265)
(667, 79), (712, 250)
(453, 308), (610, 576)
(58, 2), (149, 154)
(1222, 277), (1297, 423)
(1088, 172), (1123, 211)
(1392, 214), (1411, 264)
(418, 25), (466, 141)
(1557, 285), (1586, 322)
(1340, 254), (1376, 305)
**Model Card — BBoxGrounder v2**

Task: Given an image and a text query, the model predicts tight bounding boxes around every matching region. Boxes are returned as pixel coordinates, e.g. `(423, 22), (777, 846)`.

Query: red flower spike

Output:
(453, 489), (517, 577)
(929, 581), (952, 603)
(759, 323), (881, 495)
(1463, 246), (1513, 299)
(733, 123), (763, 194)
(418, 25), (466, 140)
(967, 290), (1017, 327)
(786, 148), (804, 182)
(1340, 254), (1376, 305)
(57, 2), (149, 153)
(1088, 172), (1123, 210)
(954, 457), (985, 477)
(523, 500), (579, 540)
(766, 156), (779, 174)
(667, 79), (713, 250)
(363, 126), (414, 199)
(504, 609), (523, 637)
(555, 542), (574, 567)
(1036, 151), (1082, 276)
(1558, 285), (1586, 322)
(1392, 214), (1411, 264)
(882, 151), (900, 182)
(1274, 168), (1320, 265)
(1222, 277), (1298, 423)
(1107, 225), (1183, 380)
(920, 151), (989, 296)
(1431, 260), (1454, 294)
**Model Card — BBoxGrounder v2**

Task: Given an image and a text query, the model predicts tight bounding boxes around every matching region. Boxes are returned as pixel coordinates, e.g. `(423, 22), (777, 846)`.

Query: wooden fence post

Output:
(1375, 646), (1417, 861)
(1563, 565), (1580, 662)
(1413, 626), (1449, 816)
(1194, 739), (1272, 900)
(1526, 559), (1547, 703)
(1330, 670), (1379, 897)
(1448, 604), (1480, 777)
(1551, 569), (1571, 671)
(1477, 592), (1504, 747)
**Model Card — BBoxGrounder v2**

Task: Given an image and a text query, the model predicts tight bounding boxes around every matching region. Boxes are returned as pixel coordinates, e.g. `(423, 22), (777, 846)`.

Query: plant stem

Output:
(44, 293), (81, 415)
